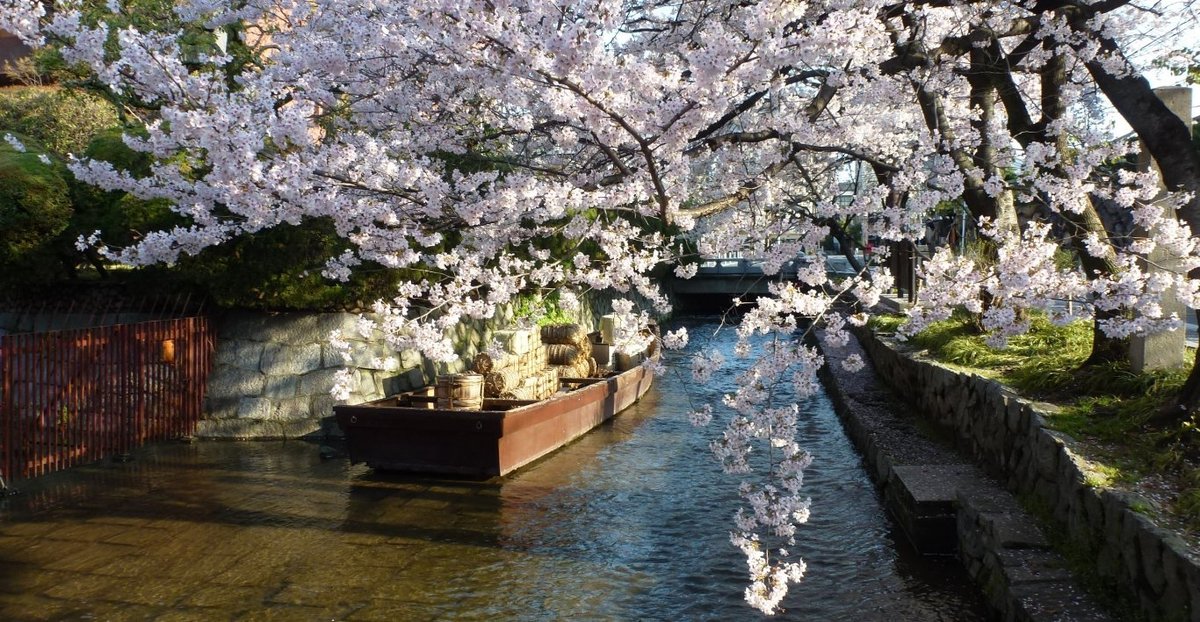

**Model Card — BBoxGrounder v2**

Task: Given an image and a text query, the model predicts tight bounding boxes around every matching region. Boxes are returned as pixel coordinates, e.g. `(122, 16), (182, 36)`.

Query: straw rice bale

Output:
(540, 323), (589, 348)
(545, 343), (586, 366)
(472, 351), (518, 374)
(484, 367), (522, 395)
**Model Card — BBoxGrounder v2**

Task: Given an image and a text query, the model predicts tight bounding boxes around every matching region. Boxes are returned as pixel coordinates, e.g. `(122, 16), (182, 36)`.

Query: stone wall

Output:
(196, 292), (639, 440)
(817, 329), (1111, 621)
(857, 326), (1200, 622)
(198, 312), (415, 439)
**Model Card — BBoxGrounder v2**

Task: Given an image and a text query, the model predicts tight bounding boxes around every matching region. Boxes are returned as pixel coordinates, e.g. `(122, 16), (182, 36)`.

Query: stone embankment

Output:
(197, 293), (636, 439)
(849, 326), (1200, 622)
(199, 310), (540, 439)
(816, 328), (1113, 622)
(198, 312), (422, 439)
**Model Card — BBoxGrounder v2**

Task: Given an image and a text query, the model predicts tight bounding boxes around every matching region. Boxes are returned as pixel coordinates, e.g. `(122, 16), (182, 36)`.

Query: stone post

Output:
(1129, 86), (1193, 372)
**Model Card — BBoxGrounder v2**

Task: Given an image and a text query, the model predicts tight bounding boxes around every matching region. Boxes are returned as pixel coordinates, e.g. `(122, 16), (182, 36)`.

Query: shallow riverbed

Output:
(0, 318), (988, 620)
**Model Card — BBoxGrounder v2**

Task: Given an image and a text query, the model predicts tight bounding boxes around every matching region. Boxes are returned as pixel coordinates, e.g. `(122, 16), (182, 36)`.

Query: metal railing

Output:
(0, 316), (212, 485)
(695, 254), (809, 276)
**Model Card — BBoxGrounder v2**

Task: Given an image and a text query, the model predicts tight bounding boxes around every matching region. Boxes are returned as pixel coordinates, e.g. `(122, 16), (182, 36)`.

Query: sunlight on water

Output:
(0, 318), (988, 621)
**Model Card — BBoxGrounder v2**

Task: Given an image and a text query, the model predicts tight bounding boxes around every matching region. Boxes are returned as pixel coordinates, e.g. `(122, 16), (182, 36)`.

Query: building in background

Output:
(0, 28), (32, 86)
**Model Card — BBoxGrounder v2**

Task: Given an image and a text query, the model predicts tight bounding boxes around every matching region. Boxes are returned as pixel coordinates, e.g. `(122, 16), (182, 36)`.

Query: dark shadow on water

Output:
(0, 317), (993, 621)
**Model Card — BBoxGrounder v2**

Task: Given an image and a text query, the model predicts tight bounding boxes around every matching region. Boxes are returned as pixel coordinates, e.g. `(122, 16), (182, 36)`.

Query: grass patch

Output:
(877, 310), (1200, 530)
(904, 310), (1094, 387)
(1078, 460), (1124, 489)
(868, 314), (906, 333)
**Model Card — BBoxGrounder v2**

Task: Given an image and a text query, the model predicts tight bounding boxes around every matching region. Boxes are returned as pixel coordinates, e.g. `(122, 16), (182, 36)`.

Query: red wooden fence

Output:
(0, 316), (212, 485)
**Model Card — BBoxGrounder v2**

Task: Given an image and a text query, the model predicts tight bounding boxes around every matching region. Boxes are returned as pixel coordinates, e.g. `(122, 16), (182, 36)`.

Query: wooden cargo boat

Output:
(334, 357), (655, 477)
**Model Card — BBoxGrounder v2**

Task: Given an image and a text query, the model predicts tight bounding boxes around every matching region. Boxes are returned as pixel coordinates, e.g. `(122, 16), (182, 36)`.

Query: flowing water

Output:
(0, 318), (989, 621)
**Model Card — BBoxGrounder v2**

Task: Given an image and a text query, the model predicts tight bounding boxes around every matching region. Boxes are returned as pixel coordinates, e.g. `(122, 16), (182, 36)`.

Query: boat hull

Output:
(334, 362), (654, 477)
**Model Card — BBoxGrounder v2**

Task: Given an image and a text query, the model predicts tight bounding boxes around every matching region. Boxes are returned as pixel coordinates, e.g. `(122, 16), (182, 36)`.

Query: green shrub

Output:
(0, 138), (72, 262)
(69, 127), (179, 250)
(514, 291), (575, 326)
(29, 125), (405, 309)
(0, 86), (119, 157)
(164, 219), (410, 311)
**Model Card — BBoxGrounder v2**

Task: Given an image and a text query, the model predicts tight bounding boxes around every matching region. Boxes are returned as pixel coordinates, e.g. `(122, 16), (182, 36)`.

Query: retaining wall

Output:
(197, 292), (639, 439)
(857, 327), (1200, 622)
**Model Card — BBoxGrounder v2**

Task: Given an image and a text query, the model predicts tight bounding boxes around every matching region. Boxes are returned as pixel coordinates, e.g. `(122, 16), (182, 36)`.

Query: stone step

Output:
(817, 327), (1116, 622)
(888, 464), (978, 555)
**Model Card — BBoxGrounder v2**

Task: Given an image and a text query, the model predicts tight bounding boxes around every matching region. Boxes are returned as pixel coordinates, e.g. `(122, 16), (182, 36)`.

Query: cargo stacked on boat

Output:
(469, 324), (597, 402)
(335, 319), (659, 476)
(541, 324), (596, 380)
(592, 315), (618, 371)
(592, 314), (647, 372)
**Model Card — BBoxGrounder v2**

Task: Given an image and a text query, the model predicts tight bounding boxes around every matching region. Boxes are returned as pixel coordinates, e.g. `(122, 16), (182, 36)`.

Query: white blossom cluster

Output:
(14, 0), (1200, 613)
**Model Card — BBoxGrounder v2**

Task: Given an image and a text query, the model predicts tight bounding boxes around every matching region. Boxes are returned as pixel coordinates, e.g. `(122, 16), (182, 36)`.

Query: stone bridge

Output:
(670, 253), (860, 297)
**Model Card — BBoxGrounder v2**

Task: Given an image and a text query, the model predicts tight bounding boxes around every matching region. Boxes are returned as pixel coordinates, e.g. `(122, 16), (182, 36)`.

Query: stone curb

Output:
(815, 328), (1112, 622)
(853, 325), (1200, 622)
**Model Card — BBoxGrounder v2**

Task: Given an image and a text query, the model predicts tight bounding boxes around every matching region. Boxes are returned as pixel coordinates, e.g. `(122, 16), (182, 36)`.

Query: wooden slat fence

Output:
(0, 316), (212, 486)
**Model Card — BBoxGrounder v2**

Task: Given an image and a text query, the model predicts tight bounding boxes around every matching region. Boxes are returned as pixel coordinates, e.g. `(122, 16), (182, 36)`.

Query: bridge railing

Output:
(695, 256), (808, 276)
(690, 246), (923, 302)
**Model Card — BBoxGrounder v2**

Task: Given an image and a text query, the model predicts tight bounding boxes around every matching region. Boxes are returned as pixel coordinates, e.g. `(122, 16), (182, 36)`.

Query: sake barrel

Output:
(435, 373), (484, 410)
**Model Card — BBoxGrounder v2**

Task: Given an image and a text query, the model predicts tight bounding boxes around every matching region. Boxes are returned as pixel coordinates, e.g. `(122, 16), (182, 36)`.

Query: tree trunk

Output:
(1083, 308), (1128, 366)
(827, 218), (864, 274)
(1159, 315), (1200, 423)
(985, 42), (1128, 367)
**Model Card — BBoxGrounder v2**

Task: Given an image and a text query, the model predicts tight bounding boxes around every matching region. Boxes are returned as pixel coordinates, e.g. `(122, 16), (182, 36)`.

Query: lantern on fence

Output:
(160, 339), (176, 365)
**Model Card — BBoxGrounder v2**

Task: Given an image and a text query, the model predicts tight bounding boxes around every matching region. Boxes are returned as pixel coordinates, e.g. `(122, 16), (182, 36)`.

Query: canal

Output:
(0, 318), (989, 620)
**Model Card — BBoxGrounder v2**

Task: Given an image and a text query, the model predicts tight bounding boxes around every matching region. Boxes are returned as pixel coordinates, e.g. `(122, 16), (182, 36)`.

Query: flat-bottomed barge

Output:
(335, 361), (654, 477)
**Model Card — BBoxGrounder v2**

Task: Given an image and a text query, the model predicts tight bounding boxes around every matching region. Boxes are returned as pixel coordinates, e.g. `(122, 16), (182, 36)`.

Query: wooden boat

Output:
(334, 356), (655, 477)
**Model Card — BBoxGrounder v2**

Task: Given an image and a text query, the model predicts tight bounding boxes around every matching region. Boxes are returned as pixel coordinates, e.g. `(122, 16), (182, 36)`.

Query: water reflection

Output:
(0, 318), (988, 621)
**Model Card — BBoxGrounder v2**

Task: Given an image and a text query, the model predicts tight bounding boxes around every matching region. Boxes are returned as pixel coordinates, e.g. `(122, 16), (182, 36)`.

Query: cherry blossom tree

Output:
(4, 0), (1199, 613)
(885, 0), (1200, 403)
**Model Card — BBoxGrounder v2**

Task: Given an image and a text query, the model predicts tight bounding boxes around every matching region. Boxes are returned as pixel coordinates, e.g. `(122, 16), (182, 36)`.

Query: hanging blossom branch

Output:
(11, 0), (1200, 613)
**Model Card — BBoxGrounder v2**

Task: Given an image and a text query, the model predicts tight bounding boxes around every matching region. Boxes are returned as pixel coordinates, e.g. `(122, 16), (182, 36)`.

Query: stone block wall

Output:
(856, 327), (1200, 622)
(194, 290), (653, 440)
(955, 488), (1112, 621)
(197, 310), (519, 439)
(200, 312), (386, 438)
